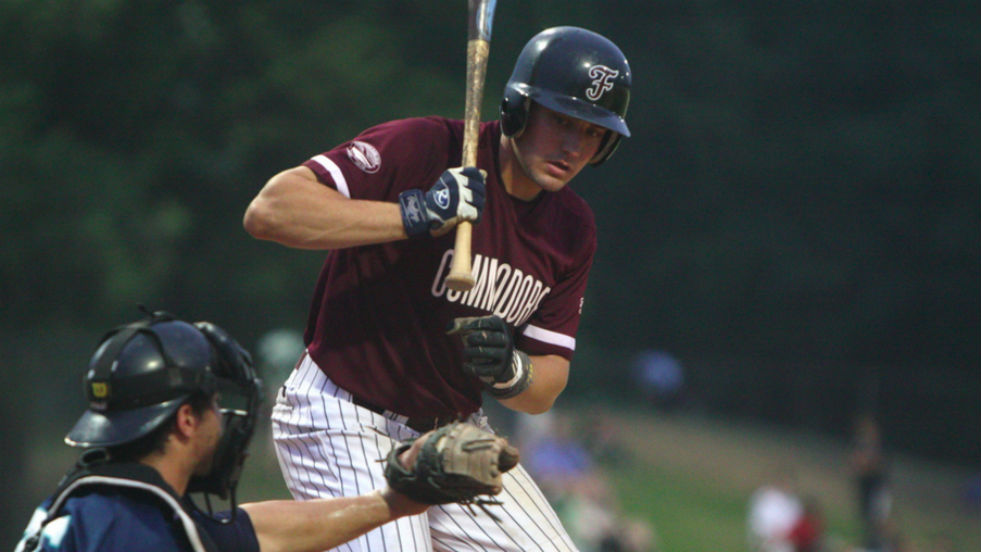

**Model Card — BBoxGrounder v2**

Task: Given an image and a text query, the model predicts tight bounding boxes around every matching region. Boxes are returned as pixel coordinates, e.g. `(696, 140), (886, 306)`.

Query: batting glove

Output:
(447, 315), (533, 399)
(399, 167), (486, 238)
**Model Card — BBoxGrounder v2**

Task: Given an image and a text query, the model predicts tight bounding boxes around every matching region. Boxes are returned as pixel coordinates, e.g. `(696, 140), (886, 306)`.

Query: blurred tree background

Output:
(1, 0), (978, 545)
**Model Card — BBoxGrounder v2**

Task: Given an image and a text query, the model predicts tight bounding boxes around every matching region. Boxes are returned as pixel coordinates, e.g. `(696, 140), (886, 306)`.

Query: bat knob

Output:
(446, 273), (475, 292)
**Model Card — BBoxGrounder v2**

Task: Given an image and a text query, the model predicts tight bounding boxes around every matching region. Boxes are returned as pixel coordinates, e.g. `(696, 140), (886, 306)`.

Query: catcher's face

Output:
(191, 396), (223, 475)
(505, 103), (605, 199)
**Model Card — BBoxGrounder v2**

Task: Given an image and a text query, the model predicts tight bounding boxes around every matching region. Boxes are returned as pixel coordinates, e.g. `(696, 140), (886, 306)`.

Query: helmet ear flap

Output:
(590, 131), (623, 166)
(500, 87), (529, 138)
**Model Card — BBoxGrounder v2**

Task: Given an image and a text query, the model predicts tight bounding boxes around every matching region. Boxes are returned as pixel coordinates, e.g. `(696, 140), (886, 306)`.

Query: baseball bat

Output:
(445, 0), (497, 292)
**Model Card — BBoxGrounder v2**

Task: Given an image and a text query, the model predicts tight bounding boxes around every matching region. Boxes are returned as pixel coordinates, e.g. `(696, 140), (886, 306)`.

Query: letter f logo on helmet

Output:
(586, 65), (619, 101)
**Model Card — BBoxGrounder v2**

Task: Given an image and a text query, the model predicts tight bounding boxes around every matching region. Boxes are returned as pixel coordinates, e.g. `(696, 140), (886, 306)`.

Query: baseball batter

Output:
(243, 27), (631, 552)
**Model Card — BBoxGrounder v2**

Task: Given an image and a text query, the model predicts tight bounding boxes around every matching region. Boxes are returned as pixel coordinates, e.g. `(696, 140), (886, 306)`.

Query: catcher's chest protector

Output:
(18, 462), (219, 552)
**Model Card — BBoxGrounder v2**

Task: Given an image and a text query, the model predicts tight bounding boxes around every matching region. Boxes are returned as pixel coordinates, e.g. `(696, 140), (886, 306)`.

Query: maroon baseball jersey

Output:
(300, 117), (596, 419)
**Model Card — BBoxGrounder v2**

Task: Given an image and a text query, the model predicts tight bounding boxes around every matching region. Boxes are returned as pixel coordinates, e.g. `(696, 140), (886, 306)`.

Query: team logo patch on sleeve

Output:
(346, 140), (381, 174)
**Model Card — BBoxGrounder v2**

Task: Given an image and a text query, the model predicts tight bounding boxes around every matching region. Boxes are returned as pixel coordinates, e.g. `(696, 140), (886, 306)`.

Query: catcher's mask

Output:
(66, 310), (262, 512)
(500, 26), (632, 165)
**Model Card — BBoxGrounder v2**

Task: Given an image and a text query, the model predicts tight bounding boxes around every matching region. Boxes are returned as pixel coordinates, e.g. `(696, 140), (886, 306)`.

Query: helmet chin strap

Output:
(501, 134), (540, 198)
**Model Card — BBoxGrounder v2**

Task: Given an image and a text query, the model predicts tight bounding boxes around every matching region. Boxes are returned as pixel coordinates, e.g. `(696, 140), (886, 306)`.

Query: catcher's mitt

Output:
(384, 422), (519, 505)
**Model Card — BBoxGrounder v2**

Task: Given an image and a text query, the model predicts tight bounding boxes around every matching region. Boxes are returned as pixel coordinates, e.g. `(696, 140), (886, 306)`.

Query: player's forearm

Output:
(498, 354), (569, 414)
(244, 166), (408, 249)
(242, 490), (426, 552)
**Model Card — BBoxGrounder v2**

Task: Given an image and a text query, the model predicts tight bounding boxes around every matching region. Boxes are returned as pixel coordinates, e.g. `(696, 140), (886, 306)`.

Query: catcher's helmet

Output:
(66, 310), (262, 501)
(500, 26), (632, 165)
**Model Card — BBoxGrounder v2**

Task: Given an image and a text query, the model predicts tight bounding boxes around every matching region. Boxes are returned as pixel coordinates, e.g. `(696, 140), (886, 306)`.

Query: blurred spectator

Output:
(959, 472), (981, 512)
(849, 415), (892, 550)
(560, 472), (657, 551)
(875, 518), (912, 552)
(631, 350), (686, 412)
(607, 517), (658, 552)
(787, 495), (825, 552)
(255, 327), (305, 387)
(561, 472), (622, 550)
(513, 408), (558, 451)
(747, 466), (803, 552)
(515, 410), (657, 551)
(581, 407), (629, 467)
(519, 412), (595, 498)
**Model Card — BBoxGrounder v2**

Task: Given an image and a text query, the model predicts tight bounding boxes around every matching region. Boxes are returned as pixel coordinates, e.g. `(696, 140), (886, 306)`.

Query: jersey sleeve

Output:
(517, 226), (597, 360)
(301, 117), (455, 202)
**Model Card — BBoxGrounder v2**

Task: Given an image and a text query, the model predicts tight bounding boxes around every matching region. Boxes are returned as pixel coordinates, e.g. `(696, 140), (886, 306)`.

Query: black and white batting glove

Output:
(447, 315), (533, 399)
(399, 167), (486, 238)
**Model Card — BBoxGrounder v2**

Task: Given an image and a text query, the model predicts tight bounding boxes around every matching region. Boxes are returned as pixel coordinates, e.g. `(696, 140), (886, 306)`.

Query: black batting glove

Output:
(399, 167), (486, 238)
(447, 315), (533, 398)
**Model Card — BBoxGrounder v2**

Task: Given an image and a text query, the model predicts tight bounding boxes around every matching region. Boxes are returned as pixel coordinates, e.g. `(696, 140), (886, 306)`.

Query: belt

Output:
(350, 396), (458, 433)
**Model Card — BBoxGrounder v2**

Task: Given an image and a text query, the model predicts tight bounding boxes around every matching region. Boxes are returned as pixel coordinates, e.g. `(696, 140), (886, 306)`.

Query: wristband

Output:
(398, 189), (430, 237)
(488, 350), (533, 399)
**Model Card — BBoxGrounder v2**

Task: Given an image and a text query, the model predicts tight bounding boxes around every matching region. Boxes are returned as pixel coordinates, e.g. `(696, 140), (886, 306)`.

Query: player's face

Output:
(508, 103), (606, 198)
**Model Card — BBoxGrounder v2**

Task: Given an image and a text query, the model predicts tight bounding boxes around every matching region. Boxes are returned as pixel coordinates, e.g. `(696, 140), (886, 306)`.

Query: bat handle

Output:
(446, 221), (475, 291)
(448, 0), (495, 293)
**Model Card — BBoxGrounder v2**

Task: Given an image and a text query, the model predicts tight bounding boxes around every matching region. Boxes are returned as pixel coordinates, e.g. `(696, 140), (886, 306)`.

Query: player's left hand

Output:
(447, 315), (533, 398)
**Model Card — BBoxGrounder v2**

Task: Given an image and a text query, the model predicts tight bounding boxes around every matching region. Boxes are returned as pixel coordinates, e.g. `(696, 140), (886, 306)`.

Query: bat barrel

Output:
(468, 0), (497, 41)
(462, 39), (490, 167)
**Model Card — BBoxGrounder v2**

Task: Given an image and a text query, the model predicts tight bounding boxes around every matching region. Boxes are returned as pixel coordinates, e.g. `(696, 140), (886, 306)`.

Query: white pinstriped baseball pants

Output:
(271, 352), (579, 552)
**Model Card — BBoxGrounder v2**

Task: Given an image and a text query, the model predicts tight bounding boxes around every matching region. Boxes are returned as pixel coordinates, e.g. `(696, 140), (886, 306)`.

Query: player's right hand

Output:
(399, 167), (486, 238)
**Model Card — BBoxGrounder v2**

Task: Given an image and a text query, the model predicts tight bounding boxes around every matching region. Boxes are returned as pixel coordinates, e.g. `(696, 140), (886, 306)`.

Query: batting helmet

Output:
(66, 310), (262, 501)
(500, 26), (632, 165)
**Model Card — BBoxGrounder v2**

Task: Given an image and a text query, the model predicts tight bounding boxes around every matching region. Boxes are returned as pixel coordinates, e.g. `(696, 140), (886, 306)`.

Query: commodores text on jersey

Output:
(432, 251), (550, 327)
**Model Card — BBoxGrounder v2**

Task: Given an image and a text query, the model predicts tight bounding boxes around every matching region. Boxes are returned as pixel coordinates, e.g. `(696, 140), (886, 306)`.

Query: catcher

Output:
(16, 311), (518, 552)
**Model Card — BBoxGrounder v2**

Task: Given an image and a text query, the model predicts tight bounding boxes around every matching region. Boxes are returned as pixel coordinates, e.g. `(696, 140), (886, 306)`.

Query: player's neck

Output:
(498, 135), (543, 201)
(139, 448), (195, 497)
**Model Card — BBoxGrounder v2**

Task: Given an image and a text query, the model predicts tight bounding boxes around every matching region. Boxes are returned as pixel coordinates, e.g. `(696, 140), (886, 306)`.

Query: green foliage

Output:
(583, 3), (980, 366)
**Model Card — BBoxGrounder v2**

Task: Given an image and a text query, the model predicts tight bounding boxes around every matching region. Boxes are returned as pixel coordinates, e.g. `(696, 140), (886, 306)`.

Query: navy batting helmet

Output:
(500, 26), (632, 165)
